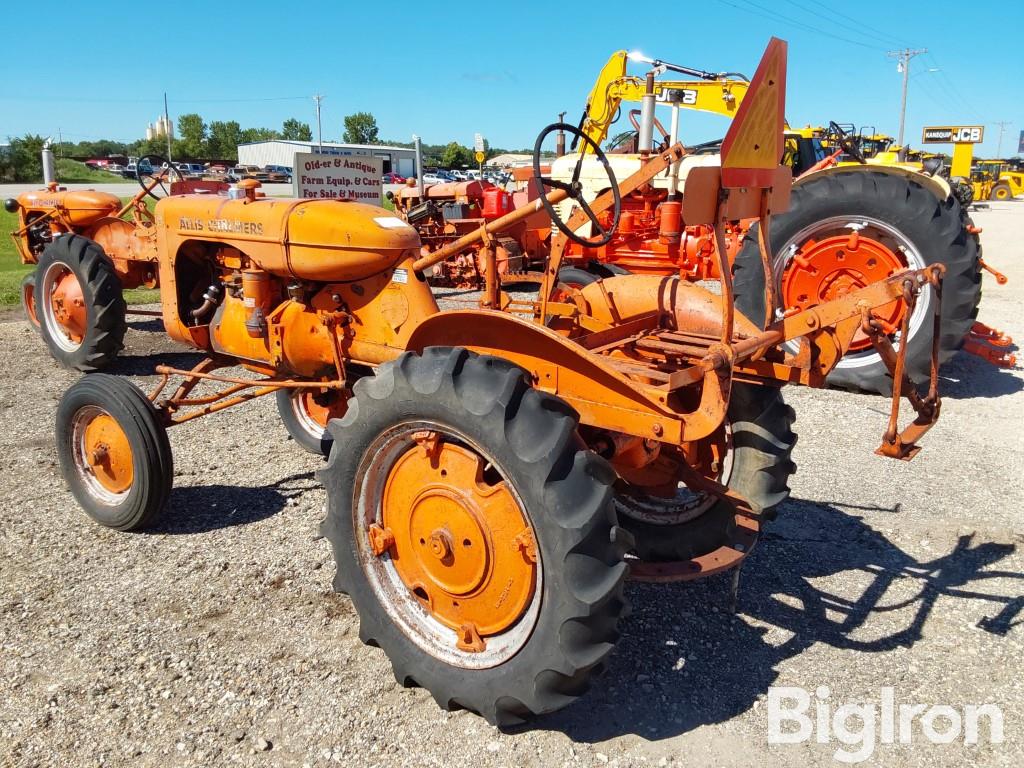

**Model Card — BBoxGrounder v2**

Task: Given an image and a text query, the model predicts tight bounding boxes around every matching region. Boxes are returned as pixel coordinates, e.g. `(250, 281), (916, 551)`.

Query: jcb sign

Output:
(921, 125), (985, 144)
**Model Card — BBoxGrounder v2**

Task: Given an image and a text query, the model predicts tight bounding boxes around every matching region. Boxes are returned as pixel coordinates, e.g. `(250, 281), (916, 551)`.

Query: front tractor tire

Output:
(319, 347), (629, 725)
(734, 169), (981, 395)
(35, 235), (127, 371)
(56, 374), (173, 531)
(276, 387), (348, 456)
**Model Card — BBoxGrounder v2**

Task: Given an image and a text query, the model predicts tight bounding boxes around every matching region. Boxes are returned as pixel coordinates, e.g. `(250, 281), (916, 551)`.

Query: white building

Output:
(237, 140), (416, 177)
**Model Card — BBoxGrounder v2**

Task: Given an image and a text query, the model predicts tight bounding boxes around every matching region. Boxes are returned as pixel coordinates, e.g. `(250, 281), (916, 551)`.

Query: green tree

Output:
(240, 127), (282, 144)
(176, 113), (207, 159)
(342, 112), (379, 145)
(282, 118), (312, 141)
(6, 134), (47, 182)
(207, 120), (242, 161)
(441, 142), (474, 169)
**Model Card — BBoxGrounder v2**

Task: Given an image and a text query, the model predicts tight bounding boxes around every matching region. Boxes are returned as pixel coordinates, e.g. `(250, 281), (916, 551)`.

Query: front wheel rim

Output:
(72, 405), (134, 503)
(353, 421), (542, 669)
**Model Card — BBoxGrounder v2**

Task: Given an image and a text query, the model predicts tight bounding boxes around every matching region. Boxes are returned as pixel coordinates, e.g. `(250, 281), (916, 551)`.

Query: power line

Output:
(779, 0), (912, 49)
(924, 52), (983, 121)
(716, 0), (888, 51)
(0, 95), (310, 105)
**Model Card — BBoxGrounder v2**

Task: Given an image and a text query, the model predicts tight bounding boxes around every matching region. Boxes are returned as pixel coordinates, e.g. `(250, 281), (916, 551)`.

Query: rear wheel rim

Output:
(72, 405), (134, 503)
(353, 421), (542, 669)
(775, 216), (929, 369)
(615, 425), (733, 525)
(41, 261), (87, 352)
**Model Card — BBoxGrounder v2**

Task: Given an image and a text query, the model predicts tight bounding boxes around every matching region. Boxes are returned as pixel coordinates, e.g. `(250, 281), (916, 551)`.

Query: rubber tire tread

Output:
(55, 374), (173, 531)
(318, 347), (630, 726)
(21, 273), (40, 333)
(35, 234), (127, 371)
(733, 170), (981, 395)
(557, 267), (600, 288)
(617, 383), (796, 561)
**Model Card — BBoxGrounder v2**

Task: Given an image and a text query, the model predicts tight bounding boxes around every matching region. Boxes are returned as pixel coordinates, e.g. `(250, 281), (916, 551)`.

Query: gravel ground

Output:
(1, 202), (1021, 767)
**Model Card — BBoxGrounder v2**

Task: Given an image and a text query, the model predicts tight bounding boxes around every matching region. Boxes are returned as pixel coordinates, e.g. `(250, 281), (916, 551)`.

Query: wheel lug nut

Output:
(428, 529), (453, 560)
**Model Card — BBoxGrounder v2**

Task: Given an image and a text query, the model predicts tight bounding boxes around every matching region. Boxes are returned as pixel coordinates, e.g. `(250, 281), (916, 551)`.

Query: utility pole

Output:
(887, 48), (927, 159)
(164, 92), (173, 163)
(314, 94), (324, 153)
(993, 121), (1012, 157)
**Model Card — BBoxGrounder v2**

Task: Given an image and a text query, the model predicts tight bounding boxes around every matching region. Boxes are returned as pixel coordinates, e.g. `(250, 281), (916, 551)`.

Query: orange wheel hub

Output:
(379, 438), (536, 638)
(83, 413), (134, 494)
(781, 231), (907, 351)
(49, 267), (87, 343)
(295, 390), (347, 426)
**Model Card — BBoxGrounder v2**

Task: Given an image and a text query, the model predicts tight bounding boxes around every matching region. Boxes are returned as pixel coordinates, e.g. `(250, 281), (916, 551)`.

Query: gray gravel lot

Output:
(0, 203), (1021, 767)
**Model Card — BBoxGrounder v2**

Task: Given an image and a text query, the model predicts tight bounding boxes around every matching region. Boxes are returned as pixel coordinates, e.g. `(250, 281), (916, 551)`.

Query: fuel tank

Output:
(158, 195), (421, 282)
(17, 188), (121, 227)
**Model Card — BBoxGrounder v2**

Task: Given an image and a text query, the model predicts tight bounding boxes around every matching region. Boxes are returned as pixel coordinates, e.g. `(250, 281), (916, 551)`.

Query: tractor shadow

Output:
(939, 349), (1022, 399)
(153, 471), (319, 535)
(537, 498), (1021, 743)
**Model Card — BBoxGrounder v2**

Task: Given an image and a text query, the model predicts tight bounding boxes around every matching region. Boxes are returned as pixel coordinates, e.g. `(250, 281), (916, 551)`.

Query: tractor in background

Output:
(541, 50), (1012, 393)
(5, 160), (227, 370)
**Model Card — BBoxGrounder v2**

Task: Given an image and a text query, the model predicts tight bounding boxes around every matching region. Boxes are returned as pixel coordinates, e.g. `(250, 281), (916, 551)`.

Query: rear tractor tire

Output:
(35, 234), (127, 371)
(614, 383), (796, 565)
(734, 169), (981, 395)
(319, 347), (630, 725)
(56, 374), (173, 532)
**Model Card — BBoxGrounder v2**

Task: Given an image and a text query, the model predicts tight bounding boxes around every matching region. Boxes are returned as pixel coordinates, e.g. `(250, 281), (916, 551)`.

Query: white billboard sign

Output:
(294, 152), (383, 203)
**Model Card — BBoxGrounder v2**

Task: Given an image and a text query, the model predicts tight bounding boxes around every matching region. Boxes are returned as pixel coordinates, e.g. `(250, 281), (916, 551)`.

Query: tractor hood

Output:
(16, 188), (121, 227)
(158, 195), (421, 282)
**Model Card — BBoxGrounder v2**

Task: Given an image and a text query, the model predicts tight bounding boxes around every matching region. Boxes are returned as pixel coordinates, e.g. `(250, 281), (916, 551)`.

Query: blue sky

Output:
(2, 0), (1021, 157)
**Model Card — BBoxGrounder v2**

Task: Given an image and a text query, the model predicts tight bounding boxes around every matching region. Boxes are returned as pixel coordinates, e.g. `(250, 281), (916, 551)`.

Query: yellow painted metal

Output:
(951, 142), (974, 179)
(580, 50), (749, 149)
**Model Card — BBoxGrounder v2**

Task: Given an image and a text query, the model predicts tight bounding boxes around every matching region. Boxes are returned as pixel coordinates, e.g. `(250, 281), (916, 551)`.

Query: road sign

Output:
(921, 125), (984, 144)
(474, 151), (486, 163)
(474, 133), (486, 153)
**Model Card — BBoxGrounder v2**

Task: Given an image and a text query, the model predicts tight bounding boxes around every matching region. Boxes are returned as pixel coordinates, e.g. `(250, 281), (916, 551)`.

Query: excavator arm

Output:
(579, 50), (750, 149)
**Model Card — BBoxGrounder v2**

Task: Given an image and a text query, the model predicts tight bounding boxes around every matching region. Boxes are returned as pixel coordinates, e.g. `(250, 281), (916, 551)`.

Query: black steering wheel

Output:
(533, 122), (621, 248)
(828, 122), (866, 164)
(137, 155), (185, 200)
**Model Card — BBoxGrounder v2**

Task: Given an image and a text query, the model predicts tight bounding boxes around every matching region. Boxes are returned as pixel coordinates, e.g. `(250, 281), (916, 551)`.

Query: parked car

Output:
(382, 172), (406, 183)
(265, 165), (293, 182)
(122, 159), (155, 180)
(174, 162), (205, 180)
(229, 165), (270, 182)
(421, 172), (455, 185)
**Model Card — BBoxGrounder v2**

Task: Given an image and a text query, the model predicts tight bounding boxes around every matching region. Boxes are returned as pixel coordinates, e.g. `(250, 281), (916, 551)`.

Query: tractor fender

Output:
(405, 309), (689, 443)
(800, 163), (952, 202)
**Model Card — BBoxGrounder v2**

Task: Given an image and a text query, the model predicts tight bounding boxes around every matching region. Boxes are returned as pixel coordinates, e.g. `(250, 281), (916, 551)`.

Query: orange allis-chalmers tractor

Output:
(7, 160), (224, 370)
(47, 40), (943, 724)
